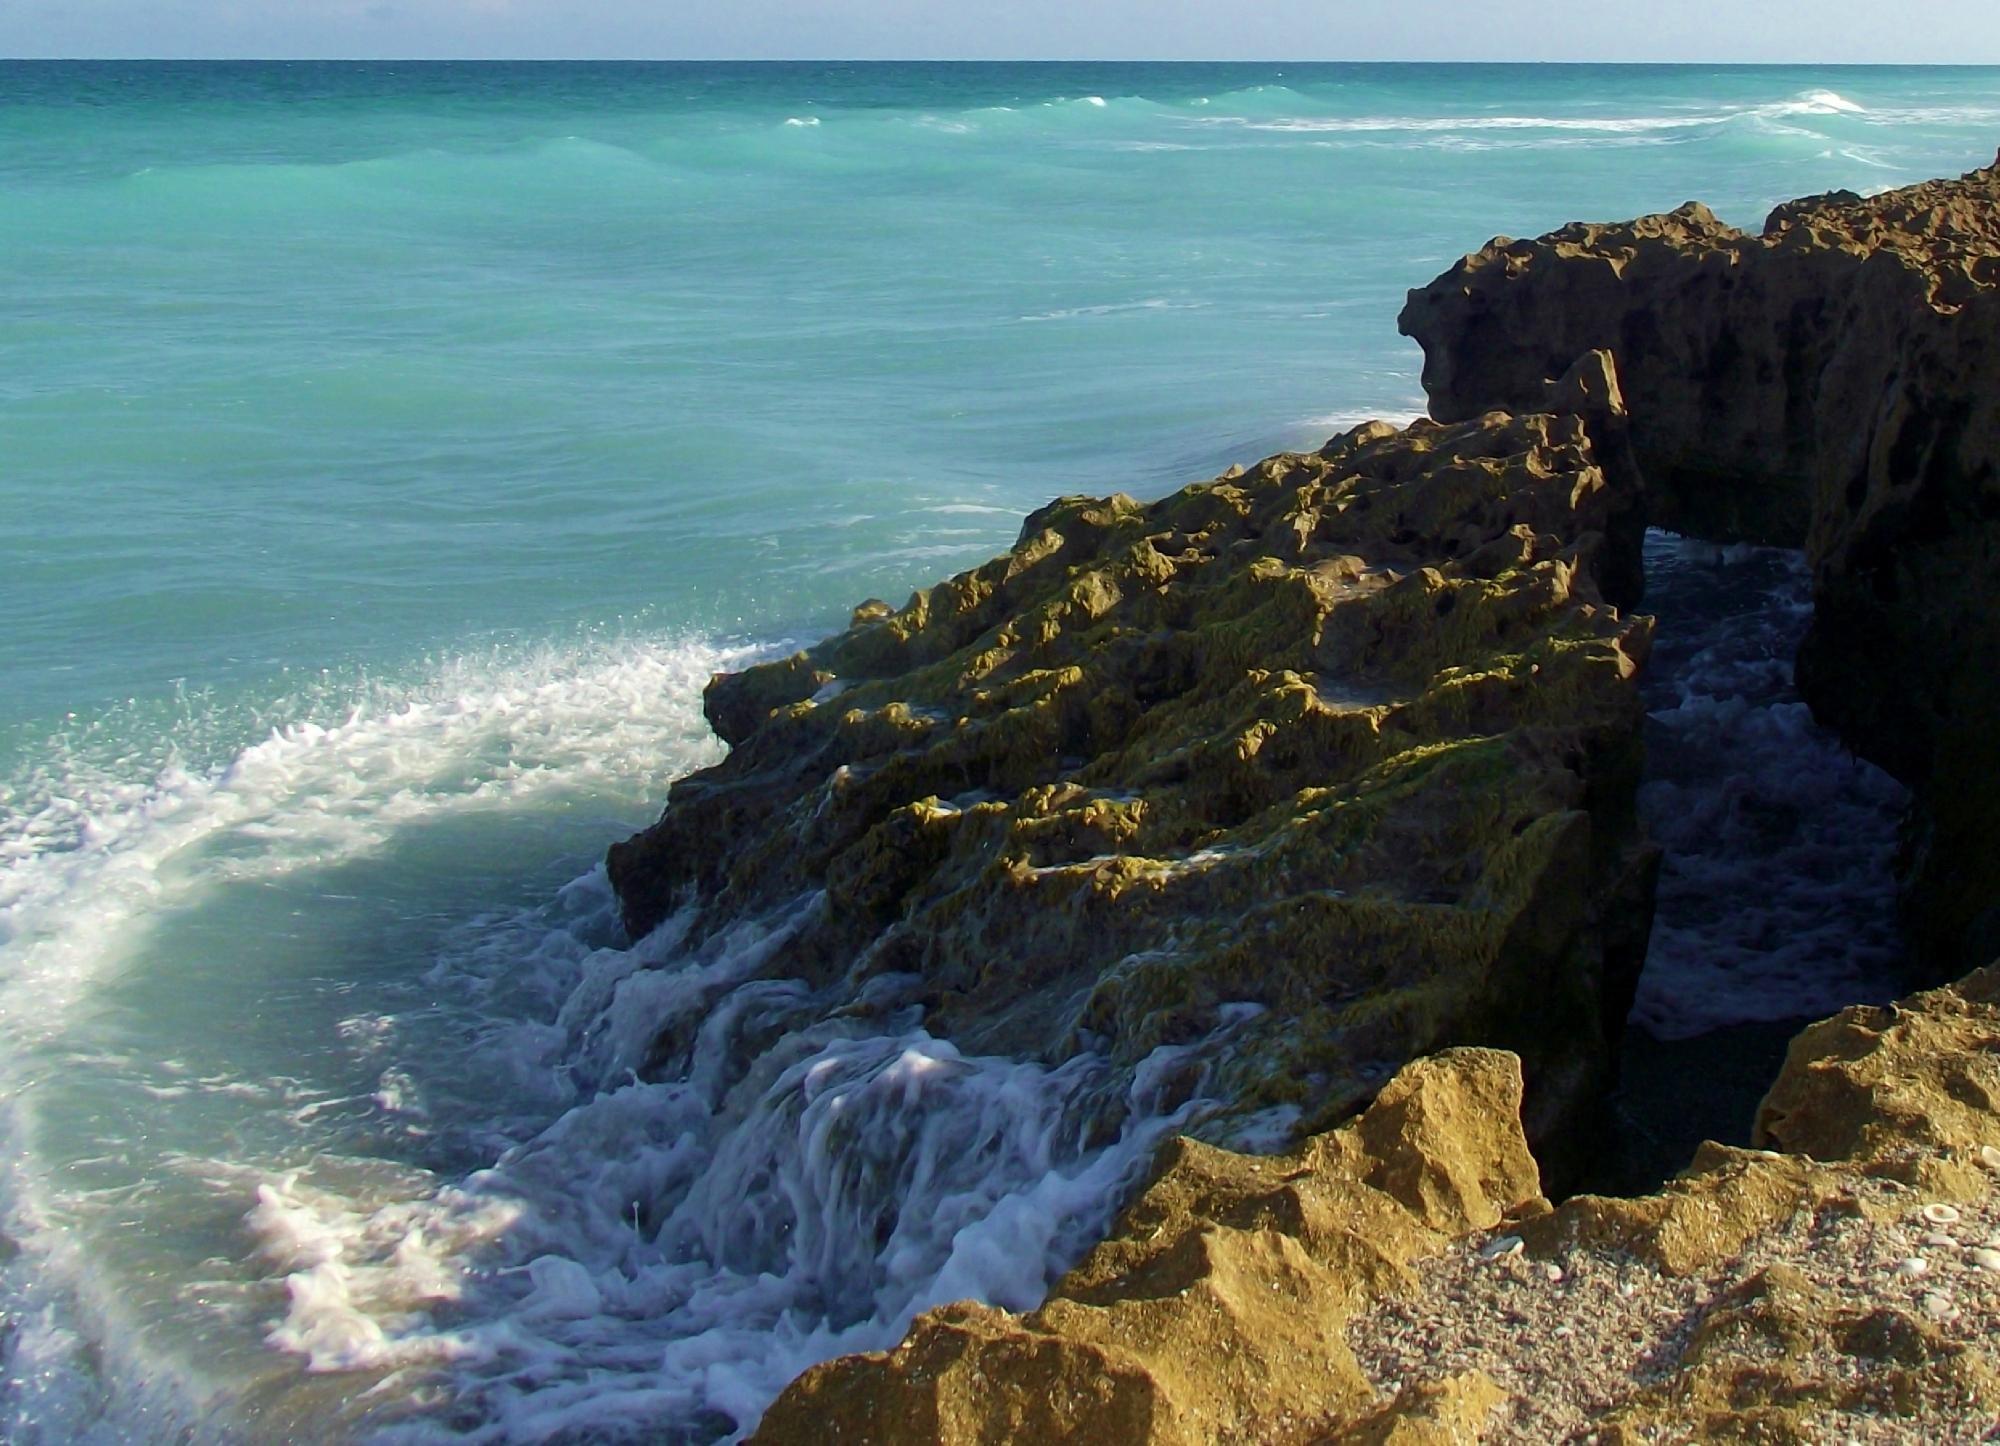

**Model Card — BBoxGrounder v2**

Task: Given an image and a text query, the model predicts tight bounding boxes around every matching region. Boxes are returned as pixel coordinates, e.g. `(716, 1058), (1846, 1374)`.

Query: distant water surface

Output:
(0, 61), (1987, 1441)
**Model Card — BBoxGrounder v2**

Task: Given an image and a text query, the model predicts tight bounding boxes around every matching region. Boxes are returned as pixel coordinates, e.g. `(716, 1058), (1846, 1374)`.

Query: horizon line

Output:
(7, 55), (2000, 67)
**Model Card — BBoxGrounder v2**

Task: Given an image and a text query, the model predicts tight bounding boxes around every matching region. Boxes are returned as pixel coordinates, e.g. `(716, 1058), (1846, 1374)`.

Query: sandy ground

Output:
(1347, 1167), (2000, 1442)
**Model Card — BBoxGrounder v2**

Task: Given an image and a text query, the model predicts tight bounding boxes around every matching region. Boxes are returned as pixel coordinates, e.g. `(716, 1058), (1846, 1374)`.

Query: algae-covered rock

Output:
(608, 405), (1655, 1151)
(751, 1048), (1542, 1446)
(1399, 154), (2000, 974)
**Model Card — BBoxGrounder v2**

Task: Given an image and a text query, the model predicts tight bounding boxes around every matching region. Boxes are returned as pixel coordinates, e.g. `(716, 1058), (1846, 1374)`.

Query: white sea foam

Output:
(0, 637), (739, 1043)
(1628, 535), (1908, 1039)
(0, 636), (744, 1441)
(1304, 405), (1429, 434)
(1768, 89), (1867, 116)
(1016, 297), (1206, 323)
(243, 998), (1212, 1442)
(0, 627), (1239, 1443)
(1199, 90), (1874, 144)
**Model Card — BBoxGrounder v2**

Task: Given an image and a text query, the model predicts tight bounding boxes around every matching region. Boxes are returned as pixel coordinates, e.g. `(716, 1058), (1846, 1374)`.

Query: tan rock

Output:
(1326, 1370), (1508, 1444)
(1519, 1143), (1842, 1277)
(753, 1048), (1540, 1445)
(1755, 963), (2000, 1198)
(1592, 1265), (1997, 1442)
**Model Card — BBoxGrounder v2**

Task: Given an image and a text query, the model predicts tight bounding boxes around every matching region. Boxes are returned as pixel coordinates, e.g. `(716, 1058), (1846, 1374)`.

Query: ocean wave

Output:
(1015, 297), (1208, 323)
(0, 635), (744, 1440)
(246, 993), (1216, 1441)
(1204, 112), (1725, 135)
(0, 624), (1254, 1441)
(1764, 88), (1867, 116)
(1185, 89), (1880, 144)
(1302, 405), (1429, 435)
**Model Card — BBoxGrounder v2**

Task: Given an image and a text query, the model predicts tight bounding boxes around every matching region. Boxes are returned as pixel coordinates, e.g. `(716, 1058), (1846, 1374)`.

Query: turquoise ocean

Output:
(1, 61), (1992, 1440)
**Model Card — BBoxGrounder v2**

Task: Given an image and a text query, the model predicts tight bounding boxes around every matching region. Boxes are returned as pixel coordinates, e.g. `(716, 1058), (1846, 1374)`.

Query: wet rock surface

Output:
(606, 155), (2000, 1441)
(610, 404), (1655, 1150)
(761, 970), (2000, 1443)
(1401, 154), (2000, 974)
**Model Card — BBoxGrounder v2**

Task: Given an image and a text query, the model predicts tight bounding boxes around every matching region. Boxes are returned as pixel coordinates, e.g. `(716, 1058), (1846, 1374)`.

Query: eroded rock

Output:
(751, 1048), (1542, 1445)
(1756, 963), (2000, 1198)
(609, 406), (1655, 1151)
(1399, 154), (2000, 973)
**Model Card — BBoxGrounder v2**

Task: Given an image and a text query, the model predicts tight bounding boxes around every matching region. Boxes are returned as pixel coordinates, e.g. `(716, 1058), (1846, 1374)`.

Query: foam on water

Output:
(0, 636), (744, 1438)
(0, 630), (1245, 1442)
(3, 58), (1986, 1443)
(247, 1000), (1215, 1441)
(1629, 535), (1909, 1039)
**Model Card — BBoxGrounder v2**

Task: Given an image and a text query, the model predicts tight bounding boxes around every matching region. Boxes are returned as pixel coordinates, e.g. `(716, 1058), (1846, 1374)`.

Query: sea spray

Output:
(246, 910), (1230, 1441)
(0, 632), (1239, 1442)
(0, 637), (742, 1440)
(3, 60), (1988, 1443)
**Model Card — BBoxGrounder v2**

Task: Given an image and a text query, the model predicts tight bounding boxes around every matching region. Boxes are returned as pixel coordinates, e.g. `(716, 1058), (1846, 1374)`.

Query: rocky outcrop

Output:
(1399, 155), (2000, 972)
(1755, 962), (2000, 1198)
(752, 1047), (1547, 1445)
(609, 396), (1655, 1152)
(759, 969), (2000, 1443)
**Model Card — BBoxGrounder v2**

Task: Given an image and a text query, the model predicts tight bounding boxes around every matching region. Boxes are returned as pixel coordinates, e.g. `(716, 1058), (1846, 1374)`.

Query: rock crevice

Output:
(1401, 153), (2000, 970)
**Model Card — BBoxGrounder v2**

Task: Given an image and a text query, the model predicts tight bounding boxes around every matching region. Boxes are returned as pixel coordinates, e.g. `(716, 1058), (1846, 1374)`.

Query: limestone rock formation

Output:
(1499, 965), (2000, 1440)
(757, 970), (2000, 1442)
(1399, 154), (2000, 972)
(751, 1048), (1545, 1445)
(608, 404), (1655, 1150)
(1755, 963), (2000, 1198)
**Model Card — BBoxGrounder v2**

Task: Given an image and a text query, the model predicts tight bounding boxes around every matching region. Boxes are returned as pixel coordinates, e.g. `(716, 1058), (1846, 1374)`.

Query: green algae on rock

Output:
(1400, 152), (2000, 976)
(608, 400), (1656, 1153)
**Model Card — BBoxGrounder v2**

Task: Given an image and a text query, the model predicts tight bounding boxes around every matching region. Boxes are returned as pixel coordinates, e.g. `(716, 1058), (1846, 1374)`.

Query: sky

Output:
(4, 0), (2000, 63)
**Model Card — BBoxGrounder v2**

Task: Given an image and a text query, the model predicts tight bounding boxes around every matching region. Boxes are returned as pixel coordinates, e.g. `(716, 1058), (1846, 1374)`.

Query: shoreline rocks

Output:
(609, 395), (1655, 1158)
(756, 968), (2000, 1442)
(605, 152), (2000, 1439)
(1400, 154), (2000, 974)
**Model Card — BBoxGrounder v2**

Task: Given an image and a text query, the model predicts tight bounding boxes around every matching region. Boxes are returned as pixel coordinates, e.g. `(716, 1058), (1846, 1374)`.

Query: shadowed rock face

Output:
(1400, 154), (2000, 972)
(609, 402), (1655, 1150)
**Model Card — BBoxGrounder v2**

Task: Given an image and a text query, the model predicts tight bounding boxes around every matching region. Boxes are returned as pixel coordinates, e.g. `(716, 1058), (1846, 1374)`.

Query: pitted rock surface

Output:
(610, 406), (1655, 1146)
(1401, 154), (2000, 972)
